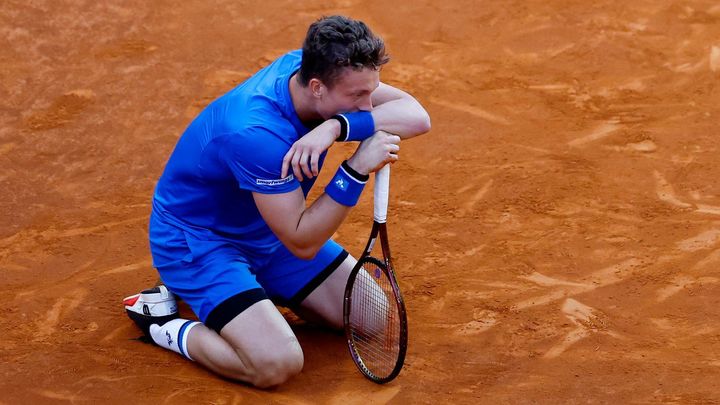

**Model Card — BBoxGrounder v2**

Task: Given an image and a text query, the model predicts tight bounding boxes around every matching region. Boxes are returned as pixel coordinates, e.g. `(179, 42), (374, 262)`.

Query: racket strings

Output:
(348, 261), (401, 378)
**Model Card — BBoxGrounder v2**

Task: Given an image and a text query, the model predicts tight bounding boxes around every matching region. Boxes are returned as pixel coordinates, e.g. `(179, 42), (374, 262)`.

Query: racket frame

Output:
(343, 165), (408, 384)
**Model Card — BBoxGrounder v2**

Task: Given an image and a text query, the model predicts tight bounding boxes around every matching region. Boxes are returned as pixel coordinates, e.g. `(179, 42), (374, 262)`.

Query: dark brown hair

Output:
(298, 15), (389, 88)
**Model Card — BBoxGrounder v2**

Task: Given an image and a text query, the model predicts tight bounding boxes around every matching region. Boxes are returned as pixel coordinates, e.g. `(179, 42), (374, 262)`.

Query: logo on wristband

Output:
(334, 177), (348, 191)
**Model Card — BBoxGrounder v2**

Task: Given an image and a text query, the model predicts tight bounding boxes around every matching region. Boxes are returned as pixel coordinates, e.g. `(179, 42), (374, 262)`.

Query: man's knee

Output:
(219, 337), (304, 388)
(215, 299), (305, 387)
(249, 341), (304, 388)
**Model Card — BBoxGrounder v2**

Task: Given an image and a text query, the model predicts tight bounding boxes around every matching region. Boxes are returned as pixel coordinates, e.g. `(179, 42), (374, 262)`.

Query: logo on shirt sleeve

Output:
(256, 174), (294, 186)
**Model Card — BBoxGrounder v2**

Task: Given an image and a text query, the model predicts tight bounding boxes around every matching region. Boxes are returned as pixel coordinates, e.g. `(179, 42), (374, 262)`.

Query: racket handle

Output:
(374, 164), (390, 223)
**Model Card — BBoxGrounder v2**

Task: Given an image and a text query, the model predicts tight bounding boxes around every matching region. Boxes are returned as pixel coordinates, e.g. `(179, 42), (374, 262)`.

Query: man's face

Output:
(316, 67), (380, 119)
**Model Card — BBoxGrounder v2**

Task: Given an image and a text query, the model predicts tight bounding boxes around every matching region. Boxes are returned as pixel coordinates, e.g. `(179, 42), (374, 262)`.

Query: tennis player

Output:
(123, 15), (430, 388)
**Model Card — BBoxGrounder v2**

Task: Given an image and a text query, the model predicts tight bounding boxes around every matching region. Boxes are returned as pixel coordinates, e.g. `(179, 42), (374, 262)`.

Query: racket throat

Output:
(365, 236), (377, 255)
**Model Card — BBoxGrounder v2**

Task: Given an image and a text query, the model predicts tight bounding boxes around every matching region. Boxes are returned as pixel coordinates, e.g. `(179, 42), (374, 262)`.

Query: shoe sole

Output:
(124, 285), (179, 338)
(126, 309), (179, 337)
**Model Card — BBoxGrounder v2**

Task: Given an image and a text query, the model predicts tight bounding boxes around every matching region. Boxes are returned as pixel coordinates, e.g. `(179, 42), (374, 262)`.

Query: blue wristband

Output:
(333, 111), (375, 142)
(325, 161), (368, 206)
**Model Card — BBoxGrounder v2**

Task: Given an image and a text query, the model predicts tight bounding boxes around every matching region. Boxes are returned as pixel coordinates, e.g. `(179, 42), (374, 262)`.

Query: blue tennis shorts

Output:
(148, 213), (348, 333)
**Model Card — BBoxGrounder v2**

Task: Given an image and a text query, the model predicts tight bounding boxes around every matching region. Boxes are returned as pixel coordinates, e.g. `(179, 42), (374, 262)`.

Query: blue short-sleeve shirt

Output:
(152, 50), (323, 252)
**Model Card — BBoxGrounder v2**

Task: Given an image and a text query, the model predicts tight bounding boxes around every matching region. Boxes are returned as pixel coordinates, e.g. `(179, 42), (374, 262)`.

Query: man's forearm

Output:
(291, 193), (352, 259)
(371, 98), (431, 139)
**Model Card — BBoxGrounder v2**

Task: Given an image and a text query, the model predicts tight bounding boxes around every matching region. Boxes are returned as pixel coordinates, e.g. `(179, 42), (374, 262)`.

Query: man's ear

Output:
(309, 78), (325, 99)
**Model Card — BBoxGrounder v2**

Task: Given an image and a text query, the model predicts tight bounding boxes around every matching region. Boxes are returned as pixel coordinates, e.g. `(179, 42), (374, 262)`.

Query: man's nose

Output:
(357, 95), (372, 111)
(357, 96), (373, 111)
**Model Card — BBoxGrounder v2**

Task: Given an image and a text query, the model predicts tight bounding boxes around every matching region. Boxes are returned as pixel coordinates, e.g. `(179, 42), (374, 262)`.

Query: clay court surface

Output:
(2, 0), (720, 403)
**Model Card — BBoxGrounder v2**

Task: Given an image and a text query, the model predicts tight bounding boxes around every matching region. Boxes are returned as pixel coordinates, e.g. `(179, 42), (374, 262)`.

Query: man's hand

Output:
(281, 119), (340, 181)
(347, 130), (401, 175)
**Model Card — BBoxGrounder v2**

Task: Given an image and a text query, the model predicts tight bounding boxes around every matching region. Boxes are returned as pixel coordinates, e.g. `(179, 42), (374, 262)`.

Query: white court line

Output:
(568, 120), (622, 147)
(430, 98), (510, 125)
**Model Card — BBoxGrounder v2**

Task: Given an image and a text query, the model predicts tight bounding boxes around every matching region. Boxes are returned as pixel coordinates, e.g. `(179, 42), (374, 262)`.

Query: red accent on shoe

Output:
(123, 294), (140, 307)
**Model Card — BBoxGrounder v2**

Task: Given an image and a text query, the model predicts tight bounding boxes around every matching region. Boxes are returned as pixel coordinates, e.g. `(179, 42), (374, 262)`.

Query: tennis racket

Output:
(343, 164), (408, 384)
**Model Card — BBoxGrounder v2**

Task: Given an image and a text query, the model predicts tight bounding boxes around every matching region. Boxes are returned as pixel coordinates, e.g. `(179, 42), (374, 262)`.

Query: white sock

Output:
(149, 318), (201, 361)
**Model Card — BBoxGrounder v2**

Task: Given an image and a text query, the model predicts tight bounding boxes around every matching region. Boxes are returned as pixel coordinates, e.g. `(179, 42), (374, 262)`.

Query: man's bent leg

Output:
(293, 255), (357, 330)
(147, 217), (302, 388)
(186, 299), (303, 389)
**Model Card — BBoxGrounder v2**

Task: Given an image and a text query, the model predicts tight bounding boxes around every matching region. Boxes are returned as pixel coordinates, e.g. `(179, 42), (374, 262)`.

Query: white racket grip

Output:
(374, 164), (390, 223)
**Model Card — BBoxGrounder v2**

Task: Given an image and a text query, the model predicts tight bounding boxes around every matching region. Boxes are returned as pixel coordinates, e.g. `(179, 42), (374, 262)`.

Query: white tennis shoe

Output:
(123, 285), (179, 337)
